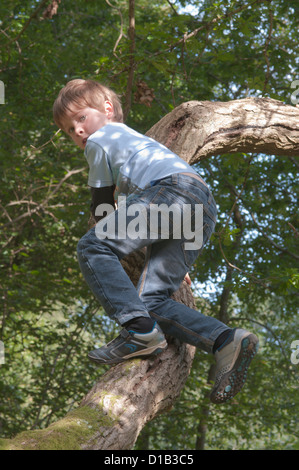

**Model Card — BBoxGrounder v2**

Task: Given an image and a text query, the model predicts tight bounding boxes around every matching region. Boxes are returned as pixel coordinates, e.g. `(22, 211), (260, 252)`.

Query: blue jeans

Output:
(77, 173), (228, 353)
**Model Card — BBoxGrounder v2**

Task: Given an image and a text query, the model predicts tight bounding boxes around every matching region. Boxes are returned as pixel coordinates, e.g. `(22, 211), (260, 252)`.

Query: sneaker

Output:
(210, 328), (259, 404)
(88, 322), (167, 365)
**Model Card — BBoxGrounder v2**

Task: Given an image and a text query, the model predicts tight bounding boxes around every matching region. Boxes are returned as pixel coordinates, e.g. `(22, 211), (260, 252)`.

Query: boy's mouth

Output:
(82, 137), (87, 146)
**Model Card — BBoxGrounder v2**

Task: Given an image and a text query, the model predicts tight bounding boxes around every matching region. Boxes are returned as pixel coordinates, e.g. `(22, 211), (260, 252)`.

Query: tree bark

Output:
(0, 251), (196, 451)
(1, 97), (298, 450)
(147, 97), (299, 164)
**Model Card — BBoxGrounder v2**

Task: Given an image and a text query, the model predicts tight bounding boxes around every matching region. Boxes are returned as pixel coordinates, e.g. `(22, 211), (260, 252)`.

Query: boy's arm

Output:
(90, 186), (116, 224)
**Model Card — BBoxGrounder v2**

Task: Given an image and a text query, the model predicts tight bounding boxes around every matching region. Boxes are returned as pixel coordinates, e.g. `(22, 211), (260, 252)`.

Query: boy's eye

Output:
(69, 127), (74, 134)
(79, 115), (86, 122)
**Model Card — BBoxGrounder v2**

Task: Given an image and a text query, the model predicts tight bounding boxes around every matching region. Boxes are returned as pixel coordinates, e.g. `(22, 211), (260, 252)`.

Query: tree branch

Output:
(105, 0), (125, 57)
(123, 0), (136, 122)
(4, 0), (50, 47)
(146, 97), (299, 163)
(251, 212), (299, 260)
(146, 0), (268, 61)
(1, 168), (86, 228)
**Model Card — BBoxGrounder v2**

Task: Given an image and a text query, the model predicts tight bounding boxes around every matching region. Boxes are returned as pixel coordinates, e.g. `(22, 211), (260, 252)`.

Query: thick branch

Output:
(147, 98), (299, 163)
(1, 251), (196, 450)
(0, 337), (195, 450)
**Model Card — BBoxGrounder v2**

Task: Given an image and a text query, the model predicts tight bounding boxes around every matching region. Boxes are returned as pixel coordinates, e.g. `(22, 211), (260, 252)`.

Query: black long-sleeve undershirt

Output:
(90, 186), (115, 222)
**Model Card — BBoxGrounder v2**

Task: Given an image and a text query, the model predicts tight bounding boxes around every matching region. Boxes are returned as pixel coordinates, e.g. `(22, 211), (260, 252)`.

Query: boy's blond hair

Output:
(53, 79), (123, 129)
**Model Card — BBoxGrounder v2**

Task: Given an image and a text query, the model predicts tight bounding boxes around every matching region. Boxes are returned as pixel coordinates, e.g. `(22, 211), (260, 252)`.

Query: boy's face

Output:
(60, 102), (113, 149)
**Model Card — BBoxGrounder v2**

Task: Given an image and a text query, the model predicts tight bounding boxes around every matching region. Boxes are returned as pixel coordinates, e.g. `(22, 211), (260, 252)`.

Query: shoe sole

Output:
(88, 340), (168, 365)
(210, 333), (259, 404)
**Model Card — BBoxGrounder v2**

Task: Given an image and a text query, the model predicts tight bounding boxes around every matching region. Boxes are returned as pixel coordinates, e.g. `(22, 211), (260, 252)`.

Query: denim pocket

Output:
(182, 241), (200, 268)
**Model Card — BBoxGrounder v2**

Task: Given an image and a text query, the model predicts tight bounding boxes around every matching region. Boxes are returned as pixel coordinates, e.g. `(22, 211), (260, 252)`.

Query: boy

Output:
(53, 79), (259, 404)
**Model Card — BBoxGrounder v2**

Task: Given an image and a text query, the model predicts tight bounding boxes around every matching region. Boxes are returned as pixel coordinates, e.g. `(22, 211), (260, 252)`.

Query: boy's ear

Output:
(104, 100), (114, 119)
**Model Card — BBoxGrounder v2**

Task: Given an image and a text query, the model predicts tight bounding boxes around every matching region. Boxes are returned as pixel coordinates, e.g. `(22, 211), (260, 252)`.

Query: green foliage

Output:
(0, 0), (298, 450)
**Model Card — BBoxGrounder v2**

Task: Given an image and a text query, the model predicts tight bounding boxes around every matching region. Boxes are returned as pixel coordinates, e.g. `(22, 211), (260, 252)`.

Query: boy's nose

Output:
(75, 126), (84, 136)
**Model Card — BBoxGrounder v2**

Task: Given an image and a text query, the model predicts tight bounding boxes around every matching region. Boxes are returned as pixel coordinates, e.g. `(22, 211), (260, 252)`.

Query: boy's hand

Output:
(184, 273), (191, 285)
(88, 214), (97, 230)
